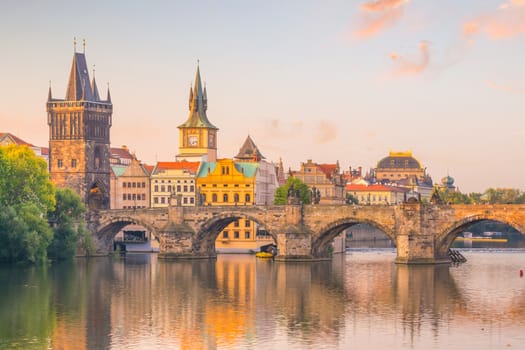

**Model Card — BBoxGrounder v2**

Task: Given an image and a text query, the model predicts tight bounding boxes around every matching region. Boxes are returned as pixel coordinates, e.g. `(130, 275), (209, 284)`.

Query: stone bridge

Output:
(85, 203), (525, 264)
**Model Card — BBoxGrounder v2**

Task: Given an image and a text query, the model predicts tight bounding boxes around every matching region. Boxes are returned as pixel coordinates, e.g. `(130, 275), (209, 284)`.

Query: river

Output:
(1, 249), (524, 349)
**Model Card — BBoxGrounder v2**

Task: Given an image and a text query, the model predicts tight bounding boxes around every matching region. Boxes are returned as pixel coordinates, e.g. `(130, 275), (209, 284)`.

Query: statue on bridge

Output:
(287, 183), (301, 205)
(311, 186), (321, 204)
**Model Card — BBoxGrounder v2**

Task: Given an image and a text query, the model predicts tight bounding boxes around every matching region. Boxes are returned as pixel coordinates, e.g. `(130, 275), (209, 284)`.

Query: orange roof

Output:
(346, 184), (408, 192)
(154, 161), (200, 174)
(110, 147), (133, 159)
(143, 164), (154, 175)
(0, 132), (35, 146)
(318, 163), (337, 178)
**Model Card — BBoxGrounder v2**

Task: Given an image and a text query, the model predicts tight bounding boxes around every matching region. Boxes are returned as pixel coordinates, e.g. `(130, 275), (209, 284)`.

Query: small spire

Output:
(48, 80), (52, 101)
(83, 39), (86, 53)
(73, 37), (77, 52)
(106, 82), (112, 103)
(188, 85), (193, 110)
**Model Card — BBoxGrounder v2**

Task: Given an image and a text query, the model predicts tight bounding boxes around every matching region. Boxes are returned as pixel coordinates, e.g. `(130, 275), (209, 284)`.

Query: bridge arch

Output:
(436, 214), (525, 256)
(194, 211), (278, 256)
(94, 215), (159, 253)
(312, 217), (396, 258)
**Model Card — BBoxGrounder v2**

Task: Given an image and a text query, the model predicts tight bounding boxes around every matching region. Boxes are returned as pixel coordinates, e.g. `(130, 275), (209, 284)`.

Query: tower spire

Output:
(106, 82), (112, 103)
(179, 63), (217, 129)
(91, 65), (100, 101)
(48, 81), (52, 101)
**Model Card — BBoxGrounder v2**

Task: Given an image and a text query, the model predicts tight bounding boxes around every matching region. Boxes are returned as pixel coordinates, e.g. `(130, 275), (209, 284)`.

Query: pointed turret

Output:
(48, 84), (53, 101)
(106, 86), (112, 103)
(66, 52), (94, 101)
(92, 76), (101, 102)
(188, 85), (193, 110)
(235, 135), (264, 162)
(178, 65), (217, 129)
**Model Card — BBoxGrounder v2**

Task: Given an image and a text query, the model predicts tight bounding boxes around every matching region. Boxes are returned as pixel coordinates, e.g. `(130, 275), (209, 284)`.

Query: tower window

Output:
(71, 159), (77, 168)
(57, 159), (63, 168)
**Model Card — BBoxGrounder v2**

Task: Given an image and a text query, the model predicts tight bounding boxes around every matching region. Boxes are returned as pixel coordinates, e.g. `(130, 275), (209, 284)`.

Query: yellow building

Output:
(197, 159), (259, 252)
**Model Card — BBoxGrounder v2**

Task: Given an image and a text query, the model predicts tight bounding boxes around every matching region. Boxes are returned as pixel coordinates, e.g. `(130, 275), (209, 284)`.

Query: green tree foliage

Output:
(482, 188), (525, 204)
(0, 145), (56, 263)
(0, 145), (55, 211)
(346, 193), (359, 205)
(274, 177), (311, 205)
(441, 189), (473, 204)
(47, 188), (86, 260)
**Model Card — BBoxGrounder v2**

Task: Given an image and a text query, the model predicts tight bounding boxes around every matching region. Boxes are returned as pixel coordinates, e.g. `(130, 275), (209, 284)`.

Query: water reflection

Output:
(0, 251), (524, 349)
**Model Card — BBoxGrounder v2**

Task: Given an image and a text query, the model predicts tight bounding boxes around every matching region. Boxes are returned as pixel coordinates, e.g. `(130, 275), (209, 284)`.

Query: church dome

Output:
(441, 175), (455, 186)
(376, 151), (422, 169)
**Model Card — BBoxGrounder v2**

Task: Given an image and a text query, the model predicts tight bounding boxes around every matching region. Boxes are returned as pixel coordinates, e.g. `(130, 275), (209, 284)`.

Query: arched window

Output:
(223, 193), (229, 203)
(245, 194), (251, 203)
(234, 193), (239, 203)
(212, 194), (217, 203)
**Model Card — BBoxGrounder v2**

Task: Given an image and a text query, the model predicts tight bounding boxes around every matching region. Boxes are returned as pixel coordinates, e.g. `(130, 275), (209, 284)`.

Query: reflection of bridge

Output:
(86, 203), (525, 264)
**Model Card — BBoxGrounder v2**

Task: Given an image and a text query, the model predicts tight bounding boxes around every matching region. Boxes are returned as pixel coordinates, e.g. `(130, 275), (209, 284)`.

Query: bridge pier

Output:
(395, 204), (450, 265)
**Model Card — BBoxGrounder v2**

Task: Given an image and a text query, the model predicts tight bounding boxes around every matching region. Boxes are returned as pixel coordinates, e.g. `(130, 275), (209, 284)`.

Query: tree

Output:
(346, 193), (359, 205)
(0, 145), (56, 263)
(274, 177), (311, 205)
(482, 188), (525, 204)
(47, 188), (87, 260)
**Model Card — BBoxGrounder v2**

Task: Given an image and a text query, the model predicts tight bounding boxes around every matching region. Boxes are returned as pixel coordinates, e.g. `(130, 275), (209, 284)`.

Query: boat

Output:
(455, 236), (508, 243)
(255, 251), (274, 259)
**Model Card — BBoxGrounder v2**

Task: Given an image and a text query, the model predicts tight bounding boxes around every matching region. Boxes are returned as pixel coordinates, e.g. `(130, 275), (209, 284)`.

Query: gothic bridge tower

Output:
(47, 42), (112, 209)
(176, 64), (219, 162)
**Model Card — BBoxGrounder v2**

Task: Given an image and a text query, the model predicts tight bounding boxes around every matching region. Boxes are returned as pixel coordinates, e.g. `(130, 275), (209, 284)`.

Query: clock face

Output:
(188, 135), (198, 146)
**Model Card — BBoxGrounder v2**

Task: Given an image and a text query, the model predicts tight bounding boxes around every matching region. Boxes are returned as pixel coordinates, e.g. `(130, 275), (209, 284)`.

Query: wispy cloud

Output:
(352, 0), (410, 39)
(314, 121), (337, 144)
(389, 41), (430, 76)
(464, 1), (525, 40)
(485, 80), (525, 94)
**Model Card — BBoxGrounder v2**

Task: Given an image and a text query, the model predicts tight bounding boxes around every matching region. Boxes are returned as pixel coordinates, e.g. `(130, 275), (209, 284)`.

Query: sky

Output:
(1, 0), (524, 193)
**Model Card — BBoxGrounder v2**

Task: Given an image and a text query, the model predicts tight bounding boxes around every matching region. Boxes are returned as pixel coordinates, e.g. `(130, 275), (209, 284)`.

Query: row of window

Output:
(222, 231), (251, 239)
(153, 179), (194, 184)
(122, 205), (147, 209)
(153, 196), (195, 205)
(57, 159), (77, 168)
(153, 185), (194, 193)
(204, 193), (251, 203)
(123, 193), (147, 201)
(202, 184), (251, 188)
(123, 182), (146, 188)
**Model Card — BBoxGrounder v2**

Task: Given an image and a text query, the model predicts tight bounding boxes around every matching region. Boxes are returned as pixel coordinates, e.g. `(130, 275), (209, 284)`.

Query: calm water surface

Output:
(1, 250), (525, 349)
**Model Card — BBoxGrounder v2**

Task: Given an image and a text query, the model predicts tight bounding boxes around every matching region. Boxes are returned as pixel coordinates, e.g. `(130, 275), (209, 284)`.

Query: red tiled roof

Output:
(110, 147), (133, 159)
(143, 164), (154, 176)
(318, 163), (338, 179)
(40, 147), (49, 155)
(346, 184), (408, 192)
(0, 132), (35, 147)
(154, 161), (200, 174)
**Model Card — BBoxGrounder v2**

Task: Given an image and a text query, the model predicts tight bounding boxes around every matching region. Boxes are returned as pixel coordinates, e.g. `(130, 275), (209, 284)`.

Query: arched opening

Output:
(313, 219), (395, 258)
(96, 217), (157, 254)
(197, 214), (277, 256)
(87, 181), (108, 210)
(346, 223), (396, 249)
(440, 219), (524, 255)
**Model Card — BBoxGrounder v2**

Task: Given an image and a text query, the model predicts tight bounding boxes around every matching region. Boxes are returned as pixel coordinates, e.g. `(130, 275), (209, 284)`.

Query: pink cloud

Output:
(389, 41), (430, 76)
(352, 0), (410, 39)
(464, 2), (525, 40)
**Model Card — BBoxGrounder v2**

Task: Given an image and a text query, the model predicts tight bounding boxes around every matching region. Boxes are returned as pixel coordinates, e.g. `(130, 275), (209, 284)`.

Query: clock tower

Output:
(176, 65), (218, 162)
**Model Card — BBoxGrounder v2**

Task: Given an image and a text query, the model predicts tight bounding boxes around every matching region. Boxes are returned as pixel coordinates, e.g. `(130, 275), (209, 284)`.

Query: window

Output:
(154, 185), (159, 192)
(177, 185), (181, 192)
(223, 231), (229, 238)
(223, 194), (229, 202)
(57, 159), (63, 168)
(127, 182), (131, 188)
(141, 194), (145, 200)
(71, 159), (77, 168)
(234, 220), (239, 227)
(132, 194), (136, 200)
(184, 185), (188, 192)
(161, 185), (165, 192)
(142, 182), (146, 188)
(190, 197), (194, 204)
(234, 231), (239, 239)
(168, 185), (172, 192)
(245, 194), (251, 203)
(245, 220), (251, 228)
(234, 194), (239, 202)
(245, 231), (250, 239)
(122, 194), (126, 200)
(212, 194), (217, 202)
(183, 197), (188, 204)
(132, 182), (136, 188)
(127, 194), (131, 200)
(123, 183), (126, 188)
(190, 185), (194, 192)
(154, 197), (159, 204)
(161, 197), (165, 204)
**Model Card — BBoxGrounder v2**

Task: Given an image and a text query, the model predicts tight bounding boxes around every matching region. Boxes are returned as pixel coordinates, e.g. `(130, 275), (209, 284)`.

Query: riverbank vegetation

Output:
(0, 145), (86, 264)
